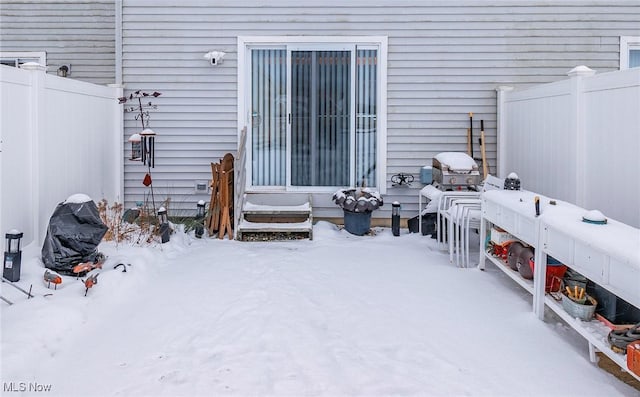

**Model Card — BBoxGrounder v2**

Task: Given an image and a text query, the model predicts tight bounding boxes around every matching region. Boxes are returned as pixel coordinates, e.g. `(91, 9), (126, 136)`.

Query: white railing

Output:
(497, 66), (640, 228)
(0, 64), (122, 250)
(233, 126), (248, 239)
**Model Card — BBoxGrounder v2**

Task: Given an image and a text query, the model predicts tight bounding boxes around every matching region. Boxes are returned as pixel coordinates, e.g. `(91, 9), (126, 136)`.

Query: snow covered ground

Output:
(1, 222), (637, 396)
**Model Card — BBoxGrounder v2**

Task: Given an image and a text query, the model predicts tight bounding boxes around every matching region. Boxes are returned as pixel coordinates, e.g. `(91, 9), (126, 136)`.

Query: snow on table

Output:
(541, 201), (640, 267)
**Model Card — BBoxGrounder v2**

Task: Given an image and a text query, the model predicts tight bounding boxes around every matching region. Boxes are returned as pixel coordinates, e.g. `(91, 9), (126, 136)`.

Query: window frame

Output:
(238, 36), (388, 194)
(620, 36), (640, 70)
(0, 51), (46, 68)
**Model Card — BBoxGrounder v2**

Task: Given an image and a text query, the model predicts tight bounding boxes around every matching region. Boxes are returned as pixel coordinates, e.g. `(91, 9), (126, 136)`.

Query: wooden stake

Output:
(480, 120), (489, 179)
(468, 112), (474, 158)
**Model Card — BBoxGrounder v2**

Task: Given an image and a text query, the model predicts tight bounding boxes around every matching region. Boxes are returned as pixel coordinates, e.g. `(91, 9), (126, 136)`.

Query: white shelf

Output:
(479, 190), (640, 383)
(483, 251), (534, 295)
(544, 295), (640, 383)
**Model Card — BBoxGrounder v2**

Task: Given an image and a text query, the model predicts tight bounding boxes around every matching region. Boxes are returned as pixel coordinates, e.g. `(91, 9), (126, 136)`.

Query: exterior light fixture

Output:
(392, 202), (401, 237)
(128, 133), (142, 161)
(157, 207), (168, 224)
(195, 200), (206, 238)
(157, 207), (170, 243)
(203, 51), (226, 66)
(57, 64), (70, 77)
(3, 230), (24, 282)
(196, 200), (206, 219)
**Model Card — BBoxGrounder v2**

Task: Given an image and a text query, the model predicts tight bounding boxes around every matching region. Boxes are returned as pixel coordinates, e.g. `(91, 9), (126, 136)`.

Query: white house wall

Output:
(117, 1), (638, 217)
(0, 0), (116, 85)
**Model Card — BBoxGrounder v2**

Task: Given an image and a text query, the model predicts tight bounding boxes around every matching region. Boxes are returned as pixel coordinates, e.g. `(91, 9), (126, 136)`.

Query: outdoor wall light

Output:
(3, 230), (24, 282)
(57, 64), (70, 77)
(128, 133), (142, 161)
(204, 51), (226, 66)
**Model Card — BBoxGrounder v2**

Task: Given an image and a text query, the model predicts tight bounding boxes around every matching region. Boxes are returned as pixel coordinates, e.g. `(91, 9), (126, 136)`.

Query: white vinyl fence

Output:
(497, 66), (640, 228)
(0, 63), (122, 251)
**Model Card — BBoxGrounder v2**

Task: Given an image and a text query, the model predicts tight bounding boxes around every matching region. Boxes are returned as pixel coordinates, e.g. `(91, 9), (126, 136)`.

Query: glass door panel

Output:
(291, 50), (351, 186)
(355, 49), (377, 187)
(251, 49), (286, 186)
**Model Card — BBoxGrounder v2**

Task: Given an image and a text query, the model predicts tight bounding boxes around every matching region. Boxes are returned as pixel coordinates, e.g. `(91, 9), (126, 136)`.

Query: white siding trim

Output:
(0, 51), (47, 67)
(377, 36), (388, 194)
(620, 36), (640, 70)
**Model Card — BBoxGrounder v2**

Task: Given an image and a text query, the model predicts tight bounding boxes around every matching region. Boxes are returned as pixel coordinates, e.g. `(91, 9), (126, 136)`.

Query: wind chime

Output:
(119, 90), (162, 217)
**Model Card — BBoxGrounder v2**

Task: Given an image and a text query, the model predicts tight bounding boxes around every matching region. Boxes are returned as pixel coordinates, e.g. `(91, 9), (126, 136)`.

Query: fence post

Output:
(108, 84), (125, 203)
(567, 66), (595, 207)
(496, 85), (514, 178)
(19, 62), (47, 245)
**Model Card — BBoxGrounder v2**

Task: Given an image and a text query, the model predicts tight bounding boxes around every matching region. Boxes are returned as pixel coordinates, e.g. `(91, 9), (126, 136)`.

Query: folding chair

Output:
(446, 199), (481, 267)
(436, 191), (481, 249)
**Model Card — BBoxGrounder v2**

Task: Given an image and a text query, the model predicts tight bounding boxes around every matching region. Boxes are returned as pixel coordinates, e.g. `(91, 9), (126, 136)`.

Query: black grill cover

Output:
(41, 197), (108, 275)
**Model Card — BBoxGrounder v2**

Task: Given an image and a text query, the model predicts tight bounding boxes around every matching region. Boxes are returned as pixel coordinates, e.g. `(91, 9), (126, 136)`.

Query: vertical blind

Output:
(356, 49), (378, 188)
(251, 47), (378, 188)
(292, 51), (350, 186)
(251, 49), (286, 186)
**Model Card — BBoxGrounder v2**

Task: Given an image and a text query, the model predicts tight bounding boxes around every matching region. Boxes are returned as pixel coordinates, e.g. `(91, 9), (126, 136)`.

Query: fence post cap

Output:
(567, 65), (595, 77)
(19, 62), (46, 71)
(497, 85), (515, 92)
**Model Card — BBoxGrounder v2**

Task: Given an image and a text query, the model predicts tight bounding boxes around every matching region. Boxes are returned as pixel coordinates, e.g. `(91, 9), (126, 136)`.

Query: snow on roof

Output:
(435, 152), (477, 171)
(63, 193), (92, 204)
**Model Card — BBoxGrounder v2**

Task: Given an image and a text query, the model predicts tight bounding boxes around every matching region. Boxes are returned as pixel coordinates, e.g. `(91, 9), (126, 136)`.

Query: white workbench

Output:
(479, 189), (640, 382)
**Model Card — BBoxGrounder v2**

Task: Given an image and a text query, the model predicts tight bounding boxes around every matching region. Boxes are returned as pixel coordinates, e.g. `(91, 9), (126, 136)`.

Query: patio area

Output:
(1, 222), (637, 396)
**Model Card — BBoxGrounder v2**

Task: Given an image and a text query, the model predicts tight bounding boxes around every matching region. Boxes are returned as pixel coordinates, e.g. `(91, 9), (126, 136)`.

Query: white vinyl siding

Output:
(0, 0), (115, 85)
(120, 0), (640, 217)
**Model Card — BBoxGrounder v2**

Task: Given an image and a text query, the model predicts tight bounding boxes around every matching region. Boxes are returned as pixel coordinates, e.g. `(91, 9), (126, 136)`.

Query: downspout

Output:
(115, 0), (123, 86)
(115, 0), (124, 202)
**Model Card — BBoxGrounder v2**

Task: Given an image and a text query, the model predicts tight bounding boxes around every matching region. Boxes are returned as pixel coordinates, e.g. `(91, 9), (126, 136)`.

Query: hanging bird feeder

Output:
(128, 133), (142, 161)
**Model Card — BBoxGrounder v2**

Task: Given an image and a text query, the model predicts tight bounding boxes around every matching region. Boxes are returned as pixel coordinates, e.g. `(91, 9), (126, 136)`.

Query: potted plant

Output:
(332, 188), (383, 235)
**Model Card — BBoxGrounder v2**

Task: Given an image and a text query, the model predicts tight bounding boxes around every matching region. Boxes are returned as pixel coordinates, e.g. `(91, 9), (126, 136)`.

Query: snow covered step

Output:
(237, 193), (313, 240)
(242, 201), (311, 215)
(238, 219), (312, 232)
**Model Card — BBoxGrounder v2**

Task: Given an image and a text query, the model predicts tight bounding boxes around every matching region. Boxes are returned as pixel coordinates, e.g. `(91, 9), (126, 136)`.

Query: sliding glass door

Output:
(291, 50), (351, 186)
(250, 45), (378, 189)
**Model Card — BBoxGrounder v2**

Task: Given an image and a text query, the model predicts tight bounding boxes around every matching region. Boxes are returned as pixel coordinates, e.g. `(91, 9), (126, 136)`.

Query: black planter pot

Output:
(343, 210), (372, 236)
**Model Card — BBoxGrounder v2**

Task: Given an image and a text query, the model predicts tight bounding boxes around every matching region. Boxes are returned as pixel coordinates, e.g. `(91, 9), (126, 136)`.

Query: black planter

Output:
(343, 210), (372, 236)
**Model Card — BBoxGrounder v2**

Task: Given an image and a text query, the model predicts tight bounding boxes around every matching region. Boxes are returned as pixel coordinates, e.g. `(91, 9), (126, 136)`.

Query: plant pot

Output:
(343, 210), (372, 236)
(562, 293), (597, 321)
